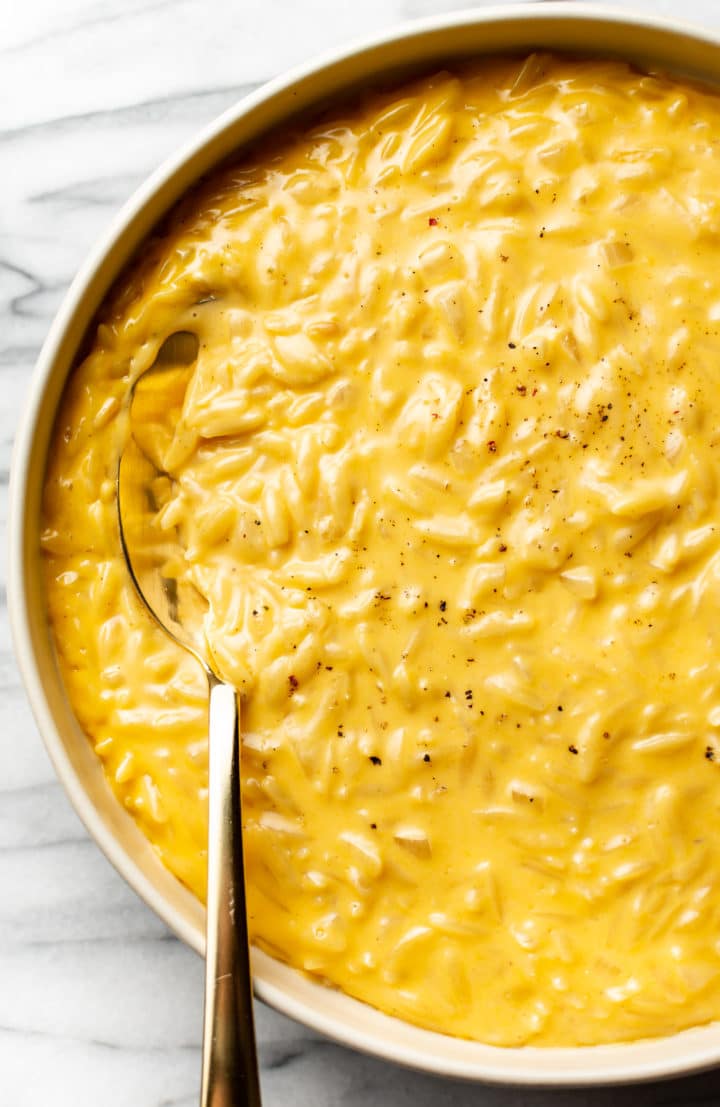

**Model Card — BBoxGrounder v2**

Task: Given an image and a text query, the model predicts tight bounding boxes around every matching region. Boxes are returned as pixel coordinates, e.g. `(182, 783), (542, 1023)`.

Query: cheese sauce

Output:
(43, 55), (720, 1045)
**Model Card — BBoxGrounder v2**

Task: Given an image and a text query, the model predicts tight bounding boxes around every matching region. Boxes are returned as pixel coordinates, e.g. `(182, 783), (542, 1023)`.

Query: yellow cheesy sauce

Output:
(43, 54), (720, 1046)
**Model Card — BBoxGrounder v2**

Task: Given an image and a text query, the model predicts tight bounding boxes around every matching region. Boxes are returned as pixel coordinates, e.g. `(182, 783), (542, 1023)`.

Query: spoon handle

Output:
(201, 679), (262, 1107)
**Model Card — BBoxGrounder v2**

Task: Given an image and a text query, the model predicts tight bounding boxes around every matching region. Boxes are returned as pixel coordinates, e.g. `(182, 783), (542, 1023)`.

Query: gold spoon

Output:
(117, 331), (262, 1107)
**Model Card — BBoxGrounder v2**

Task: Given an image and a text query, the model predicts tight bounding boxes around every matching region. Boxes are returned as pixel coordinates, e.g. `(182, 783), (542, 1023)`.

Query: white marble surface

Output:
(6, 1), (720, 1104)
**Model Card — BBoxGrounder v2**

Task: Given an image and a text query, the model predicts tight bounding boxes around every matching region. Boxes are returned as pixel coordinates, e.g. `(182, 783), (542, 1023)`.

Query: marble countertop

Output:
(5, 1), (720, 1103)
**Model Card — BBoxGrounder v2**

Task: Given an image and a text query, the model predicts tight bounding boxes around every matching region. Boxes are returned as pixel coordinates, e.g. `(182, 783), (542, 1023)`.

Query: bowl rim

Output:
(10, 1), (720, 1086)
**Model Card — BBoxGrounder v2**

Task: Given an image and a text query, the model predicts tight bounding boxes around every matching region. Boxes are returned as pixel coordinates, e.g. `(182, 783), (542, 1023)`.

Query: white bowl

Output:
(11, 2), (720, 1086)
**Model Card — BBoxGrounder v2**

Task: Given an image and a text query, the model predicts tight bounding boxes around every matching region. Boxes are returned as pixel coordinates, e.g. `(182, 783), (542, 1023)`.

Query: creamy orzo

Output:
(43, 54), (720, 1045)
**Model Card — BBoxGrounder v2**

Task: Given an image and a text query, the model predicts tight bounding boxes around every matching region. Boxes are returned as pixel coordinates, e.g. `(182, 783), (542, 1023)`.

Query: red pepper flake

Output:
(423, 753), (431, 763)
(516, 384), (527, 395)
(498, 543), (507, 553)
(488, 440), (497, 452)
(428, 217), (439, 226)
(369, 755), (382, 766)
(706, 746), (715, 762)
(288, 674), (298, 692)
(568, 745), (579, 755)
(532, 387), (538, 396)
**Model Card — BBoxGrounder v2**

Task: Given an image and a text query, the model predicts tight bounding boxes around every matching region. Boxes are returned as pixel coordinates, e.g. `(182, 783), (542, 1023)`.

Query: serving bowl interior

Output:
(11, 2), (720, 1086)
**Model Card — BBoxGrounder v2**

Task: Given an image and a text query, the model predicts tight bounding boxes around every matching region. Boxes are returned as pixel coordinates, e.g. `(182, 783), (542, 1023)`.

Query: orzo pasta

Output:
(43, 54), (720, 1045)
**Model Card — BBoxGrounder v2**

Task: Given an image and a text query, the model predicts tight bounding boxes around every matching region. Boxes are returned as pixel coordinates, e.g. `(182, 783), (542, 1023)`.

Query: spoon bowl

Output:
(117, 430), (208, 666)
